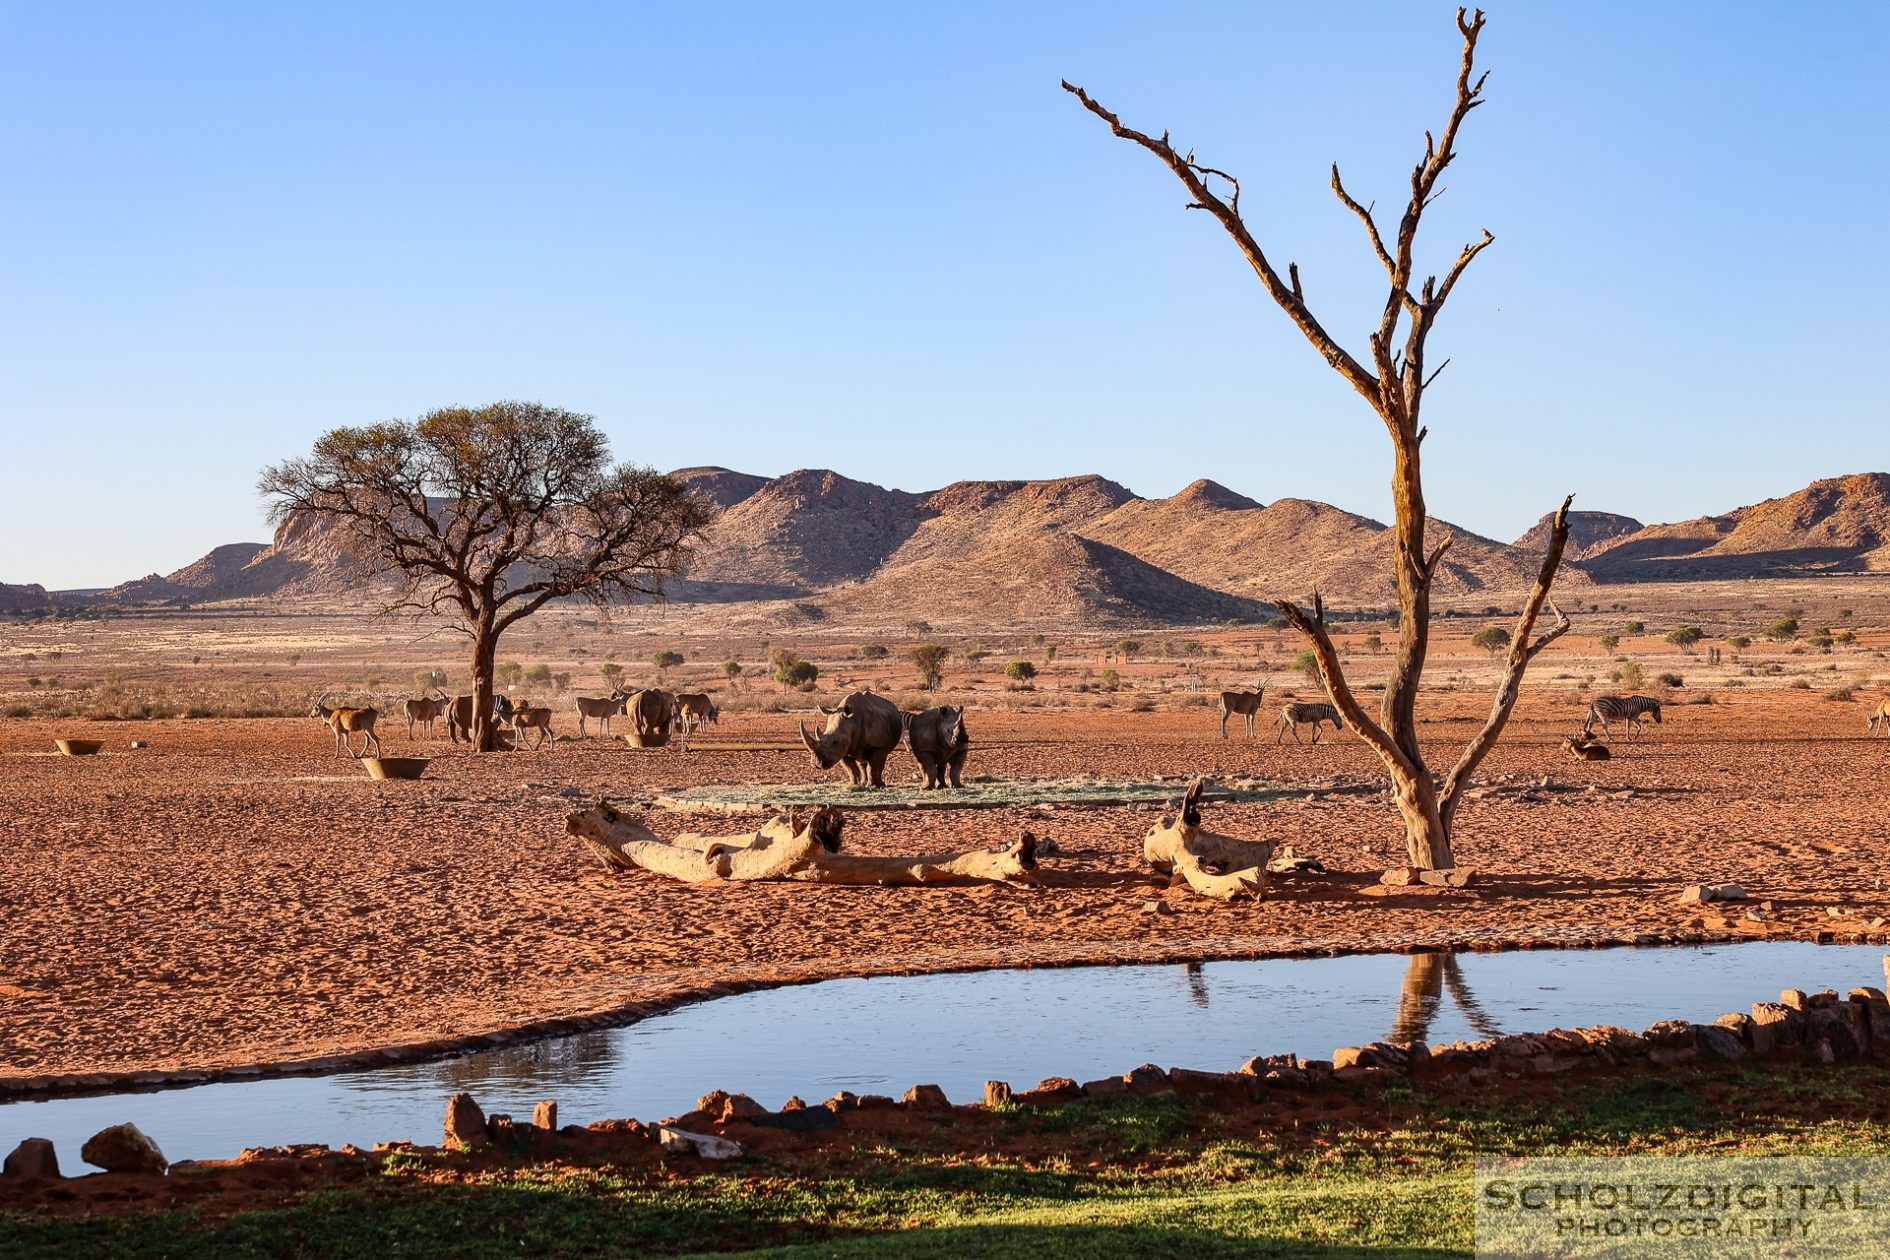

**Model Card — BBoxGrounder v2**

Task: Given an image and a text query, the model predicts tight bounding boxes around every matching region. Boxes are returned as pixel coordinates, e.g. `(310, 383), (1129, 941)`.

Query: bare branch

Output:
(1422, 534), (1454, 578)
(1330, 163), (1403, 291)
(1431, 229), (1495, 313)
(1274, 594), (1414, 778)
(1421, 358), (1452, 390)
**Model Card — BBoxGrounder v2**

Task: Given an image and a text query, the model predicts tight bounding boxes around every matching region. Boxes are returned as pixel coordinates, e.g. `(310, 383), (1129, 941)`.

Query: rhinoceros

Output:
(799, 690), (903, 788)
(625, 688), (678, 747)
(904, 704), (969, 789)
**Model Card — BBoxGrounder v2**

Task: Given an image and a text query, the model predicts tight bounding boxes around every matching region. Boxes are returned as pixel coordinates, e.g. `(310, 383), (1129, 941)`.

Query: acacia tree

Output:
(1067, 9), (1575, 869)
(260, 402), (713, 750)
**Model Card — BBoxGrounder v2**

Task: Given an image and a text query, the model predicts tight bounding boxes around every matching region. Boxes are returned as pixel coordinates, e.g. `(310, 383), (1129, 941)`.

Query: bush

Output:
(722, 660), (743, 679)
(496, 661), (524, 687)
(1623, 620), (1645, 634)
(1725, 635), (1752, 649)
(963, 648), (989, 665)
(553, 671), (571, 691)
(855, 644), (889, 660)
(652, 651), (684, 670)
(525, 663), (552, 685)
(414, 668), (447, 691)
(1471, 625), (1511, 656)
(1597, 633), (1621, 652)
(1823, 686), (1855, 702)
(1664, 626), (1704, 651)
(1114, 639), (1142, 661)
(774, 659), (818, 687)
(910, 644), (949, 690)
(1005, 660), (1037, 681)
(1611, 661), (1645, 687)
(599, 662), (625, 684)
(1808, 628), (1834, 651)
(1098, 668), (1121, 692)
(1290, 650), (1319, 682)
(1765, 617), (1799, 642)
(1656, 672), (1684, 688)
(1265, 616), (1290, 631)
(1362, 630), (1383, 653)
(1836, 630), (1857, 646)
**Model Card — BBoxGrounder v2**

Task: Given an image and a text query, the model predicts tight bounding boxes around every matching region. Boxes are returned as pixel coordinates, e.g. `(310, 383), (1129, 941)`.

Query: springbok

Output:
(675, 692), (718, 736)
(312, 695), (382, 759)
(574, 686), (630, 737)
(1562, 734), (1610, 761)
(446, 693), (514, 745)
(507, 703), (555, 751)
(1218, 684), (1266, 738)
(1276, 701), (1344, 745)
(402, 689), (448, 739)
(1867, 698), (1890, 736)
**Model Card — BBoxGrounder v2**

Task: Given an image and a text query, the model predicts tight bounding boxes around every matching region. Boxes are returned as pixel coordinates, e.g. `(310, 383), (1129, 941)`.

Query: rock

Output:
(983, 1080), (1013, 1107)
(1780, 989), (1809, 1011)
(1417, 868), (1475, 888)
(823, 1091), (859, 1113)
(1080, 1076), (1127, 1097)
(1712, 883), (1748, 901)
(1333, 1042), (1411, 1072)
(1142, 899), (1171, 915)
(80, 1123), (168, 1175)
(716, 1093), (767, 1122)
(656, 1126), (742, 1159)
(532, 1100), (558, 1130)
(1165, 1067), (1238, 1089)
(1380, 867), (1421, 887)
(1027, 1077), (1082, 1101)
(903, 1084), (950, 1109)
(1748, 1003), (1802, 1054)
(486, 1115), (518, 1144)
(1123, 1064), (1169, 1088)
(129, 740), (148, 750)
(1815, 1039), (1837, 1065)
(3, 1138), (60, 1180)
(1696, 1025), (1748, 1060)
(1239, 1053), (1299, 1076)
(444, 1093), (488, 1148)
(780, 1096), (807, 1111)
(1849, 988), (1890, 1041)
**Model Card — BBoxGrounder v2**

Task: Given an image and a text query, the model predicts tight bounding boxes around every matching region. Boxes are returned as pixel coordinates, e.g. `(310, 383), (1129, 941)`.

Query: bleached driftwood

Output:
(1143, 779), (1274, 902)
(566, 802), (1038, 886)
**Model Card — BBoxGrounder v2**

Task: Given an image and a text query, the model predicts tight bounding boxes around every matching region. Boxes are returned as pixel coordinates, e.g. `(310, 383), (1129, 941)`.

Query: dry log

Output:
(565, 803), (1037, 886)
(1143, 779), (1273, 902)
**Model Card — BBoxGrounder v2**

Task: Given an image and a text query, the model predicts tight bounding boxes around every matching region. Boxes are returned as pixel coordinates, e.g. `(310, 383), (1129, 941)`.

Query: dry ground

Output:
(3, 594), (1889, 1085)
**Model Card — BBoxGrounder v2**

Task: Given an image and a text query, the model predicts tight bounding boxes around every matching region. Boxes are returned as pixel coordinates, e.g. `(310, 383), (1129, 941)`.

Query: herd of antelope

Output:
(308, 685), (720, 756)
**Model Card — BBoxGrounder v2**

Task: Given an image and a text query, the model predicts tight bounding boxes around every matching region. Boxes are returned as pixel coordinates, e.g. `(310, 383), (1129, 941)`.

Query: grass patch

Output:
(655, 778), (1280, 812)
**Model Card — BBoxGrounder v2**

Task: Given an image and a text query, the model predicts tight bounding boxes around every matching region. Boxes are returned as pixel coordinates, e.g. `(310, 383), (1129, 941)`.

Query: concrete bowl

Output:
(54, 738), (104, 757)
(362, 756), (429, 780)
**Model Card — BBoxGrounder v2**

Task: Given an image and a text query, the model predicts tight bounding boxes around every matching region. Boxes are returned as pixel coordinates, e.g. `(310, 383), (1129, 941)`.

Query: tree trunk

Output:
(1141, 780), (1273, 902)
(1391, 762), (1452, 870)
(566, 804), (1038, 886)
(470, 618), (500, 753)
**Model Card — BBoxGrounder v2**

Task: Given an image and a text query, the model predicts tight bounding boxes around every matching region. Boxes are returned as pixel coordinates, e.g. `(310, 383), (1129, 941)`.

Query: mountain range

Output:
(13, 471), (1890, 627)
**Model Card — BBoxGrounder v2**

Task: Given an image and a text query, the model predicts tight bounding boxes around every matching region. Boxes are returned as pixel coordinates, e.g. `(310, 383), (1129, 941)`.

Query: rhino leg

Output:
(841, 756), (864, 788)
(866, 748), (889, 788)
(945, 746), (967, 788)
(914, 752), (939, 790)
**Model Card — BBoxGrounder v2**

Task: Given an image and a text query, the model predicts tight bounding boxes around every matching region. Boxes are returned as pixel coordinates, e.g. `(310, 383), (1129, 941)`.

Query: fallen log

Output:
(566, 802), (1038, 886)
(1143, 779), (1274, 902)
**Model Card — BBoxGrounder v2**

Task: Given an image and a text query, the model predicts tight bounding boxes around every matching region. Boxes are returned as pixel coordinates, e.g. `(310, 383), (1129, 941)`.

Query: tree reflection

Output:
(1390, 952), (1502, 1044)
(1184, 961), (1210, 1009)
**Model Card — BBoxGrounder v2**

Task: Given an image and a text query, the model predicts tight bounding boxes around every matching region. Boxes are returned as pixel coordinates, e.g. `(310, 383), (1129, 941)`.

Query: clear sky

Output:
(4, 2), (1886, 589)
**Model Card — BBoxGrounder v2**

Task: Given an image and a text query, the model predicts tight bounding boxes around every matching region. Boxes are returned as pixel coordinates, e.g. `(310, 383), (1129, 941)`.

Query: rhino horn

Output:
(798, 721), (819, 752)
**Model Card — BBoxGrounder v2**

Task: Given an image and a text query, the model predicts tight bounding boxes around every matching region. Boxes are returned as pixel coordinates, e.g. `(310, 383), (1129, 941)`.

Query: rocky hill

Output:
(32, 468), (1890, 626)
(1581, 473), (1890, 581)
(0, 582), (52, 613)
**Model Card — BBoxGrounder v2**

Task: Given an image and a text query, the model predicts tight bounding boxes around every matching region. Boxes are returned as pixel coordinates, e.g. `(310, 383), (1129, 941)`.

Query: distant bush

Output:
(1808, 627), (1834, 651)
(1005, 661), (1036, 681)
(553, 672), (572, 691)
(1611, 661), (1645, 687)
(1823, 685), (1855, 702)
(1623, 620), (1645, 635)
(963, 648), (989, 665)
(1114, 639), (1142, 661)
(1836, 630), (1857, 646)
(774, 659), (818, 688)
(599, 662), (625, 684)
(1266, 616), (1290, 631)
(1290, 650), (1320, 682)
(1664, 626), (1704, 651)
(1362, 630), (1383, 653)
(496, 661), (524, 687)
(525, 663), (552, 685)
(1098, 668), (1121, 692)
(1471, 625), (1511, 656)
(1598, 633), (1621, 652)
(414, 668), (447, 691)
(1765, 617), (1799, 642)
(910, 644), (949, 690)
(855, 644), (889, 660)
(1656, 672), (1684, 688)
(1725, 635), (1752, 649)
(652, 651), (684, 670)
(722, 660), (743, 679)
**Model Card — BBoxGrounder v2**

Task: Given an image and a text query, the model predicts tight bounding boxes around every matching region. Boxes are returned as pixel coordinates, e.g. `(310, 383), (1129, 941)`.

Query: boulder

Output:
(1848, 988), (1890, 1042)
(1780, 989), (1809, 1011)
(3, 1138), (60, 1180)
(1696, 1025), (1748, 1060)
(983, 1081), (1013, 1107)
(1748, 1003), (1803, 1055)
(1123, 1064), (1169, 1088)
(1080, 1076), (1127, 1097)
(1380, 867), (1421, 887)
(80, 1123), (168, 1175)
(1332, 1042), (1410, 1072)
(1417, 868), (1475, 888)
(1239, 1053), (1299, 1076)
(532, 1100), (558, 1130)
(903, 1084), (951, 1109)
(656, 1126), (742, 1159)
(444, 1093), (488, 1148)
(823, 1091), (860, 1113)
(1022, 1077), (1082, 1102)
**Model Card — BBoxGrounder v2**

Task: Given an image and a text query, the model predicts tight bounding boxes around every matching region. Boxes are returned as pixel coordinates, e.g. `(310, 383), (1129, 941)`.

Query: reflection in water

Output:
(1390, 953), (1503, 1044)
(1185, 961), (1209, 1009)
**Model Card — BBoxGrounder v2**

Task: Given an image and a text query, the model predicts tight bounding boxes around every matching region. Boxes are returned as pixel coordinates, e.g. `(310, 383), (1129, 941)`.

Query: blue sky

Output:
(3, 2), (1886, 589)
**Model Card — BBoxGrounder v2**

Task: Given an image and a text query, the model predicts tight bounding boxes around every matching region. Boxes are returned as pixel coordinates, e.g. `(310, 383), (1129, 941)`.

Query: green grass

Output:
(8, 1063), (1890, 1258)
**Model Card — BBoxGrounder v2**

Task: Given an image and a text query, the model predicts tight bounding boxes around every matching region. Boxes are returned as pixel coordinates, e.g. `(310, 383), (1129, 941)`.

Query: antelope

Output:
(402, 689), (448, 739)
(1583, 694), (1662, 744)
(446, 693), (514, 744)
(1562, 734), (1611, 761)
(575, 686), (631, 737)
(1867, 698), (1890, 736)
(311, 694), (382, 759)
(675, 692), (718, 736)
(1218, 684), (1266, 738)
(507, 703), (555, 751)
(1276, 701), (1344, 745)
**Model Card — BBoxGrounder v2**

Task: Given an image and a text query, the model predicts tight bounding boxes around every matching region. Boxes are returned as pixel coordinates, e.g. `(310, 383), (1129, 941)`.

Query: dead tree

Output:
(566, 803), (1039, 886)
(1143, 779), (1274, 902)
(1066, 9), (1574, 869)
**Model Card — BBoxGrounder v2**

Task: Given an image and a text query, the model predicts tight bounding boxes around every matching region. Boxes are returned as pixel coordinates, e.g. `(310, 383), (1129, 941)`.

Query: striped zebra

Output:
(1583, 694), (1662, 743)
(1276, 702), (1344, 745)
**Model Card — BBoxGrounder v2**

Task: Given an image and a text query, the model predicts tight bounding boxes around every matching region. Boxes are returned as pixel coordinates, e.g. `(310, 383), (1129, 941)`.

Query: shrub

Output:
(1611, 661), (1645, 687)
(414, 668), (447, 691)
(1043, 645), (1057, 663)
(855, 644), (889, 660)
(774, 659), (818, 687)
(1725, 635), (1752, 649)
(1823, 685), (1855, 702)
(1623, 620), (1645, 634)
(1114, 639), (1142, 661)
(1656, 672), (1684, 688)
(1098, 668), (1121, 692)
(599, 662), (625, 684)
(910, 644), (949, 690)
(963, 648), (989, 664)
(1838, 608), (1854, 619)
(1290, 650), (1320, 682)
(1808, 627), (1834, 651)
(1597, 633), (1621, 652)
(722, 660), (743, 679)
(1005, 661), (1037, 681)
(652, 651), (684, 670)
(525, 663), (552, 685)
(1836, 630), (1857, 646)
(1128, 698), (1155, 712)
(1362, 630), (1383, 653)
(1471, 625), (1511, 656)
(1664, 626), (1704, 651)
(1265, 616), (1290, 631)
(553, 672), (572, 691)
(1765, 617), (1799, 642)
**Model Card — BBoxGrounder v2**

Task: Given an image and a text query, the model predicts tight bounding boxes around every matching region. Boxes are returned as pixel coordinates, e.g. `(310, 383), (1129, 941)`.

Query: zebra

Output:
(1276, 702), (1344, 745)
(1582, 694), (1662, 744)
(1218, 684), (1266, 738)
